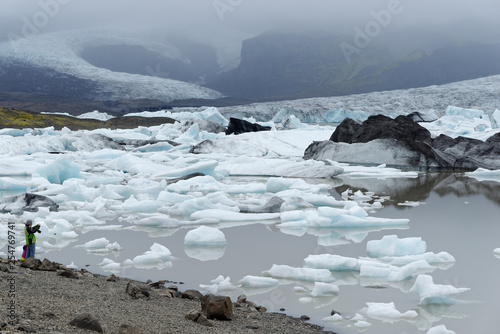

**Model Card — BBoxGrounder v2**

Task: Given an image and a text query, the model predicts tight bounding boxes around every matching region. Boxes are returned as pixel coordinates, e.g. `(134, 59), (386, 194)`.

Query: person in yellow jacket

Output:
(24, 220), (41, 259)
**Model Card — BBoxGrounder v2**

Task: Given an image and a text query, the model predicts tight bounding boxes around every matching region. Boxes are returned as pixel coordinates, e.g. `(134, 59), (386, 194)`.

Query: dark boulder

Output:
(57, 270), (79, 279)
(225, 117), (271, 135)
(68, 313), (103, 333)
(38, 258), (57, 271)
(181, 289), (203, 300)
(117, 324), (144, 334)
(201, 294), (233, 320)
(21, 257), (41, 270)
(126, 281), (150, 298)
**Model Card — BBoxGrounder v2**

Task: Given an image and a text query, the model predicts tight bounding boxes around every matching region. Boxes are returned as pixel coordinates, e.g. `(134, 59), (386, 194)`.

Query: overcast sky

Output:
(1, 0), (499, 50)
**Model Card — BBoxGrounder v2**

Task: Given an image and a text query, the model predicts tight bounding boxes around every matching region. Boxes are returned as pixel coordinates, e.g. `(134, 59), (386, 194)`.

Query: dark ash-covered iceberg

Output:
(304, 114), (500, 171)
(0, 193), (59, 214)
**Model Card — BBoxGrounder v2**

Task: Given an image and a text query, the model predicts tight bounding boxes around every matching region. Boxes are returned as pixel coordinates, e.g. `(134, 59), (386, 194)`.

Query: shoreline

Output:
(0, 256), (337, 334)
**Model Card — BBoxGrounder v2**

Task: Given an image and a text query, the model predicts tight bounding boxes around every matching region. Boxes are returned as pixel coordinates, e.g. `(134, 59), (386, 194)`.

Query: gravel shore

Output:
(0, 257), (336, 334)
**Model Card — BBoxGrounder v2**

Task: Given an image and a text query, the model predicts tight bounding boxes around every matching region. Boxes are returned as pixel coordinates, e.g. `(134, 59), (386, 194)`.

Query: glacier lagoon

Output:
(17, 173), (500, 334)
(1, 103), (500, 333)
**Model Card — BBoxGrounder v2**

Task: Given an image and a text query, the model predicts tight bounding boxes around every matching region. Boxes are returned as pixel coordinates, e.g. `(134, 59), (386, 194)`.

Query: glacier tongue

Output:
(0, 30), (224, 102)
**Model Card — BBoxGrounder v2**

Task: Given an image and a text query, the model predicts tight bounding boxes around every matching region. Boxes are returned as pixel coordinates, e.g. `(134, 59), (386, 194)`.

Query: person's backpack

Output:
(21, 245), (27, 262)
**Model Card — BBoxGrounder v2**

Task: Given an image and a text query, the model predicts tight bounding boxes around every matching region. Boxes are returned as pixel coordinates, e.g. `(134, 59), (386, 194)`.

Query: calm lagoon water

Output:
(13, 172), (500, 333)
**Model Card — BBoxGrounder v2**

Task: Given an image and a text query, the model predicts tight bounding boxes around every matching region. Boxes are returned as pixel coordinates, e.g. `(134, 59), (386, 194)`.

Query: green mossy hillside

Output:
(0, 108), (176, 130)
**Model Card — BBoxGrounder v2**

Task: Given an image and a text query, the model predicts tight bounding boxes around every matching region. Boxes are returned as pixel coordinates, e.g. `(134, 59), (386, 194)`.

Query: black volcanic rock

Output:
(225, 117), (271, 135)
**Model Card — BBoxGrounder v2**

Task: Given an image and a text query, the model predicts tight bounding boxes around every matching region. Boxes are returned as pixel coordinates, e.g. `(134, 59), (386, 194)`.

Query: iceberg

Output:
(445, 106), (485, 120)
(184, 226), (227, 246)
(310, 282), (339, 297)
(239, 275), (280, 288)
(410, 275), (470, 305)
(426, 325), (456, 334)
(128, 243), (175, 269)
(199, 275), (238, 294)
(366, 235), (427, 258)
(34, 157), (81, 184)
(363, 302), (418, 323)
(263, 264), (336, 283)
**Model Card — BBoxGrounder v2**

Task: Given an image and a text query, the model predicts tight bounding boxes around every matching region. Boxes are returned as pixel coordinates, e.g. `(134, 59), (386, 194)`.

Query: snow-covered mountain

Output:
(0, 29), (224, 102)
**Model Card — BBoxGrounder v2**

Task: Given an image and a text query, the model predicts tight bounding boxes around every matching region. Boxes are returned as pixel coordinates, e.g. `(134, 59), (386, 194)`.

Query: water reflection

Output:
(185, 245), (226, 261)
(331, 172), (500, 207)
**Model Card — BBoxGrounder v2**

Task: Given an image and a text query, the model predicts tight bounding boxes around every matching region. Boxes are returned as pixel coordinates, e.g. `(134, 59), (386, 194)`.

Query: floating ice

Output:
(331, 161), (419, 179)
(445, 106), (485, 120)
(354, 320), (372, 328)
(494, 248), (500, 258)
(281, 114), (309, 129)
(219, 157), (343, 178)
(263, 264), (335, 283)
(322, 313), (343, 322)
(266, 177), (310, 193)
(0, 177), (31, 191)
(465, 168), (500, 182)
(98, 258), (121, 272)
(410, 275), (470, 305)
(366, 235), (427, 258)
(184, 226), (227, 246)
(310, 282), (339, 297)
(167, 194), (239, 218)
(304, 254), (361, 271)
(279, 206), (409, 228)
(363, 302), (418, 323)
(66, 262), (78, 269)
(166, 174), (265, 194)
(426, 325), (456, 334)
(199, 275), (238, 294)
(0, 128), (30, 137)
(398, 201), (422, 207)
(128, 243), (175, 269)
(129, 107), (229, 126)
(360, 259), (434, 282)
(491, 109), (500, 129)
(303, 236), (454, 283)
(191, 209), (280, 222)
(76, 237), (122, 253)
(239, 275), (280, 288)
(132, 142), (174, 153)
(77, 110), (114, 121)
(34, 157), (81, 184)
(78, 237), (110, 249)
